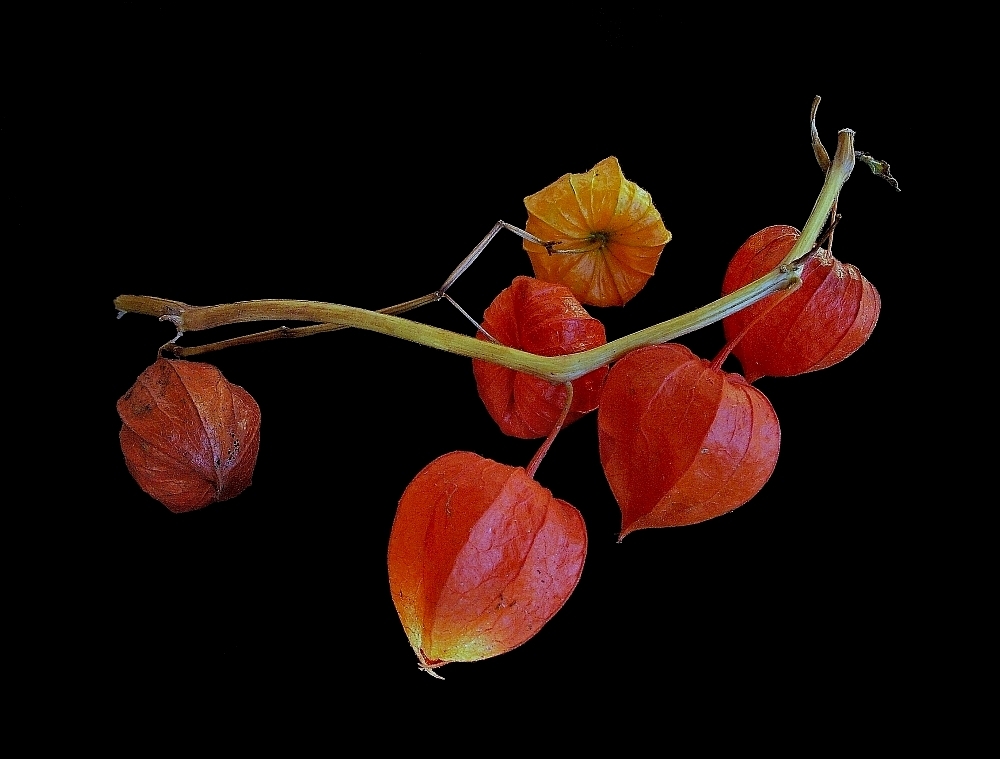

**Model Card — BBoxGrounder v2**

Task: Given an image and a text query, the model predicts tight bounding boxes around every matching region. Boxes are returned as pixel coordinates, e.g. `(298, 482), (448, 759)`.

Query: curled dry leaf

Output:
(722, 225), (881, 382)
(598, 344), (780, 538)
(117, 358), (261, 513)
(473, 276), (608, 439)
(523, 156), (671, 307)
(387, 451), (587, 675)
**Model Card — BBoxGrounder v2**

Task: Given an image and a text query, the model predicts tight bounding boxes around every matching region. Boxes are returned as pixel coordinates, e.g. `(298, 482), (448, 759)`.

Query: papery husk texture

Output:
(598, 345), (779, 537)
(388, 451), (587, 671)
(722, 225), (880, 382)
(473, 276), (608, 439)
(118, 358), (261, 513)
(523, 156), (670, 307)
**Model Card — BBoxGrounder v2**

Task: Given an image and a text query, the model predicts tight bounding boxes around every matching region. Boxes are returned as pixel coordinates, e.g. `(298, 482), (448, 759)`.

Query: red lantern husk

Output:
(387, 451), (587, 673)
(117, 358), (261, 513)
(721, 225), (881, 382)
(598, 344), (780, 538)
(473, 276), (608, 439)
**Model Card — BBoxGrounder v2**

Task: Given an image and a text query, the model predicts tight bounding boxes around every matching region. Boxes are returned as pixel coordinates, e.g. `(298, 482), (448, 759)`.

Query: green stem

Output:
(115, 268), (794, 383)
(161, 293), (439, 357)
(115, 129), (856, 381)
(779, 129), (855, 268)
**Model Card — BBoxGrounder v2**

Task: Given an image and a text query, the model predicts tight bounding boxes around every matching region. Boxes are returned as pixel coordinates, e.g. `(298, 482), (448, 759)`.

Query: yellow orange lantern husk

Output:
(523, 156), (671, 307)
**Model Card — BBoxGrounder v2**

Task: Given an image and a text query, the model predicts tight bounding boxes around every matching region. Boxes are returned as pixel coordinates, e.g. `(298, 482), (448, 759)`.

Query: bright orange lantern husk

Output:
(721, 225), (881, 382)
(598, 344), (780, 538)
(523, 156), (671, 307)
(387, 451), (587, 674)
(472, 276), (608, 439)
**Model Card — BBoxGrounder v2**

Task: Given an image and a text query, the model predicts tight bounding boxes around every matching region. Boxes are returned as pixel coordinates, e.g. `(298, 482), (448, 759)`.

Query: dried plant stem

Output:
(115, 267), (795, 383)
(116, 128), (856, 383)
(810, 95), (832, 172)
(162, 293), (439, 357)
(779, 129), (855, 268)
(526, 382), (573, 479)
(161, 221), (542, 357)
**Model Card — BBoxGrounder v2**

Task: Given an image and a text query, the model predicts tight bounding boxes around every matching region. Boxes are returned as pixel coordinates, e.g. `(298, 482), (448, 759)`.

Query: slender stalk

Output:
(779, 129), (855, 268)
(526, 382), (573, 479)
(116, 125), (857, 381)
(162, 293), (439, 357)
(115, 266), (794, 383)
(161, 221), (548, 357)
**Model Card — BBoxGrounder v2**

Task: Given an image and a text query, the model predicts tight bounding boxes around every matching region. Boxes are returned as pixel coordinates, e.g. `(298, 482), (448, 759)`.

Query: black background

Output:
(64, 7), (923, 712)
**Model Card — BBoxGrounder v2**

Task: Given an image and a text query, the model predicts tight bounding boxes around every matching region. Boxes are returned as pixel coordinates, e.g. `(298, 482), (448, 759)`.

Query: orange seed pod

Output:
(523, 156), (670, 307)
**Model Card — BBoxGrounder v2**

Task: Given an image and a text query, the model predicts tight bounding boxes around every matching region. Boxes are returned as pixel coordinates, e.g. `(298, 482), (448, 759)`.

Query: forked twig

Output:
(161, 221), (550, 357)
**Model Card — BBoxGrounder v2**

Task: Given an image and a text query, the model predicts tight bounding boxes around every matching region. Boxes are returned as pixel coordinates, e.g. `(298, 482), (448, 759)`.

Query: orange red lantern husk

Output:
(721, 225), (881, 382)
(523, 156), (671, 307)
(387, 451), (587, 672)
(117, 358), (261, 513)
(473, 276), (608, 439)
(598, 344), (780, 538)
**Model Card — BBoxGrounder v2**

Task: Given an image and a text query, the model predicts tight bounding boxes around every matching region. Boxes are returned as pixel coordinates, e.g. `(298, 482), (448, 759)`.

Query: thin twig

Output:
(526, 382), (574, 478)
(163, 293), (439, 357)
